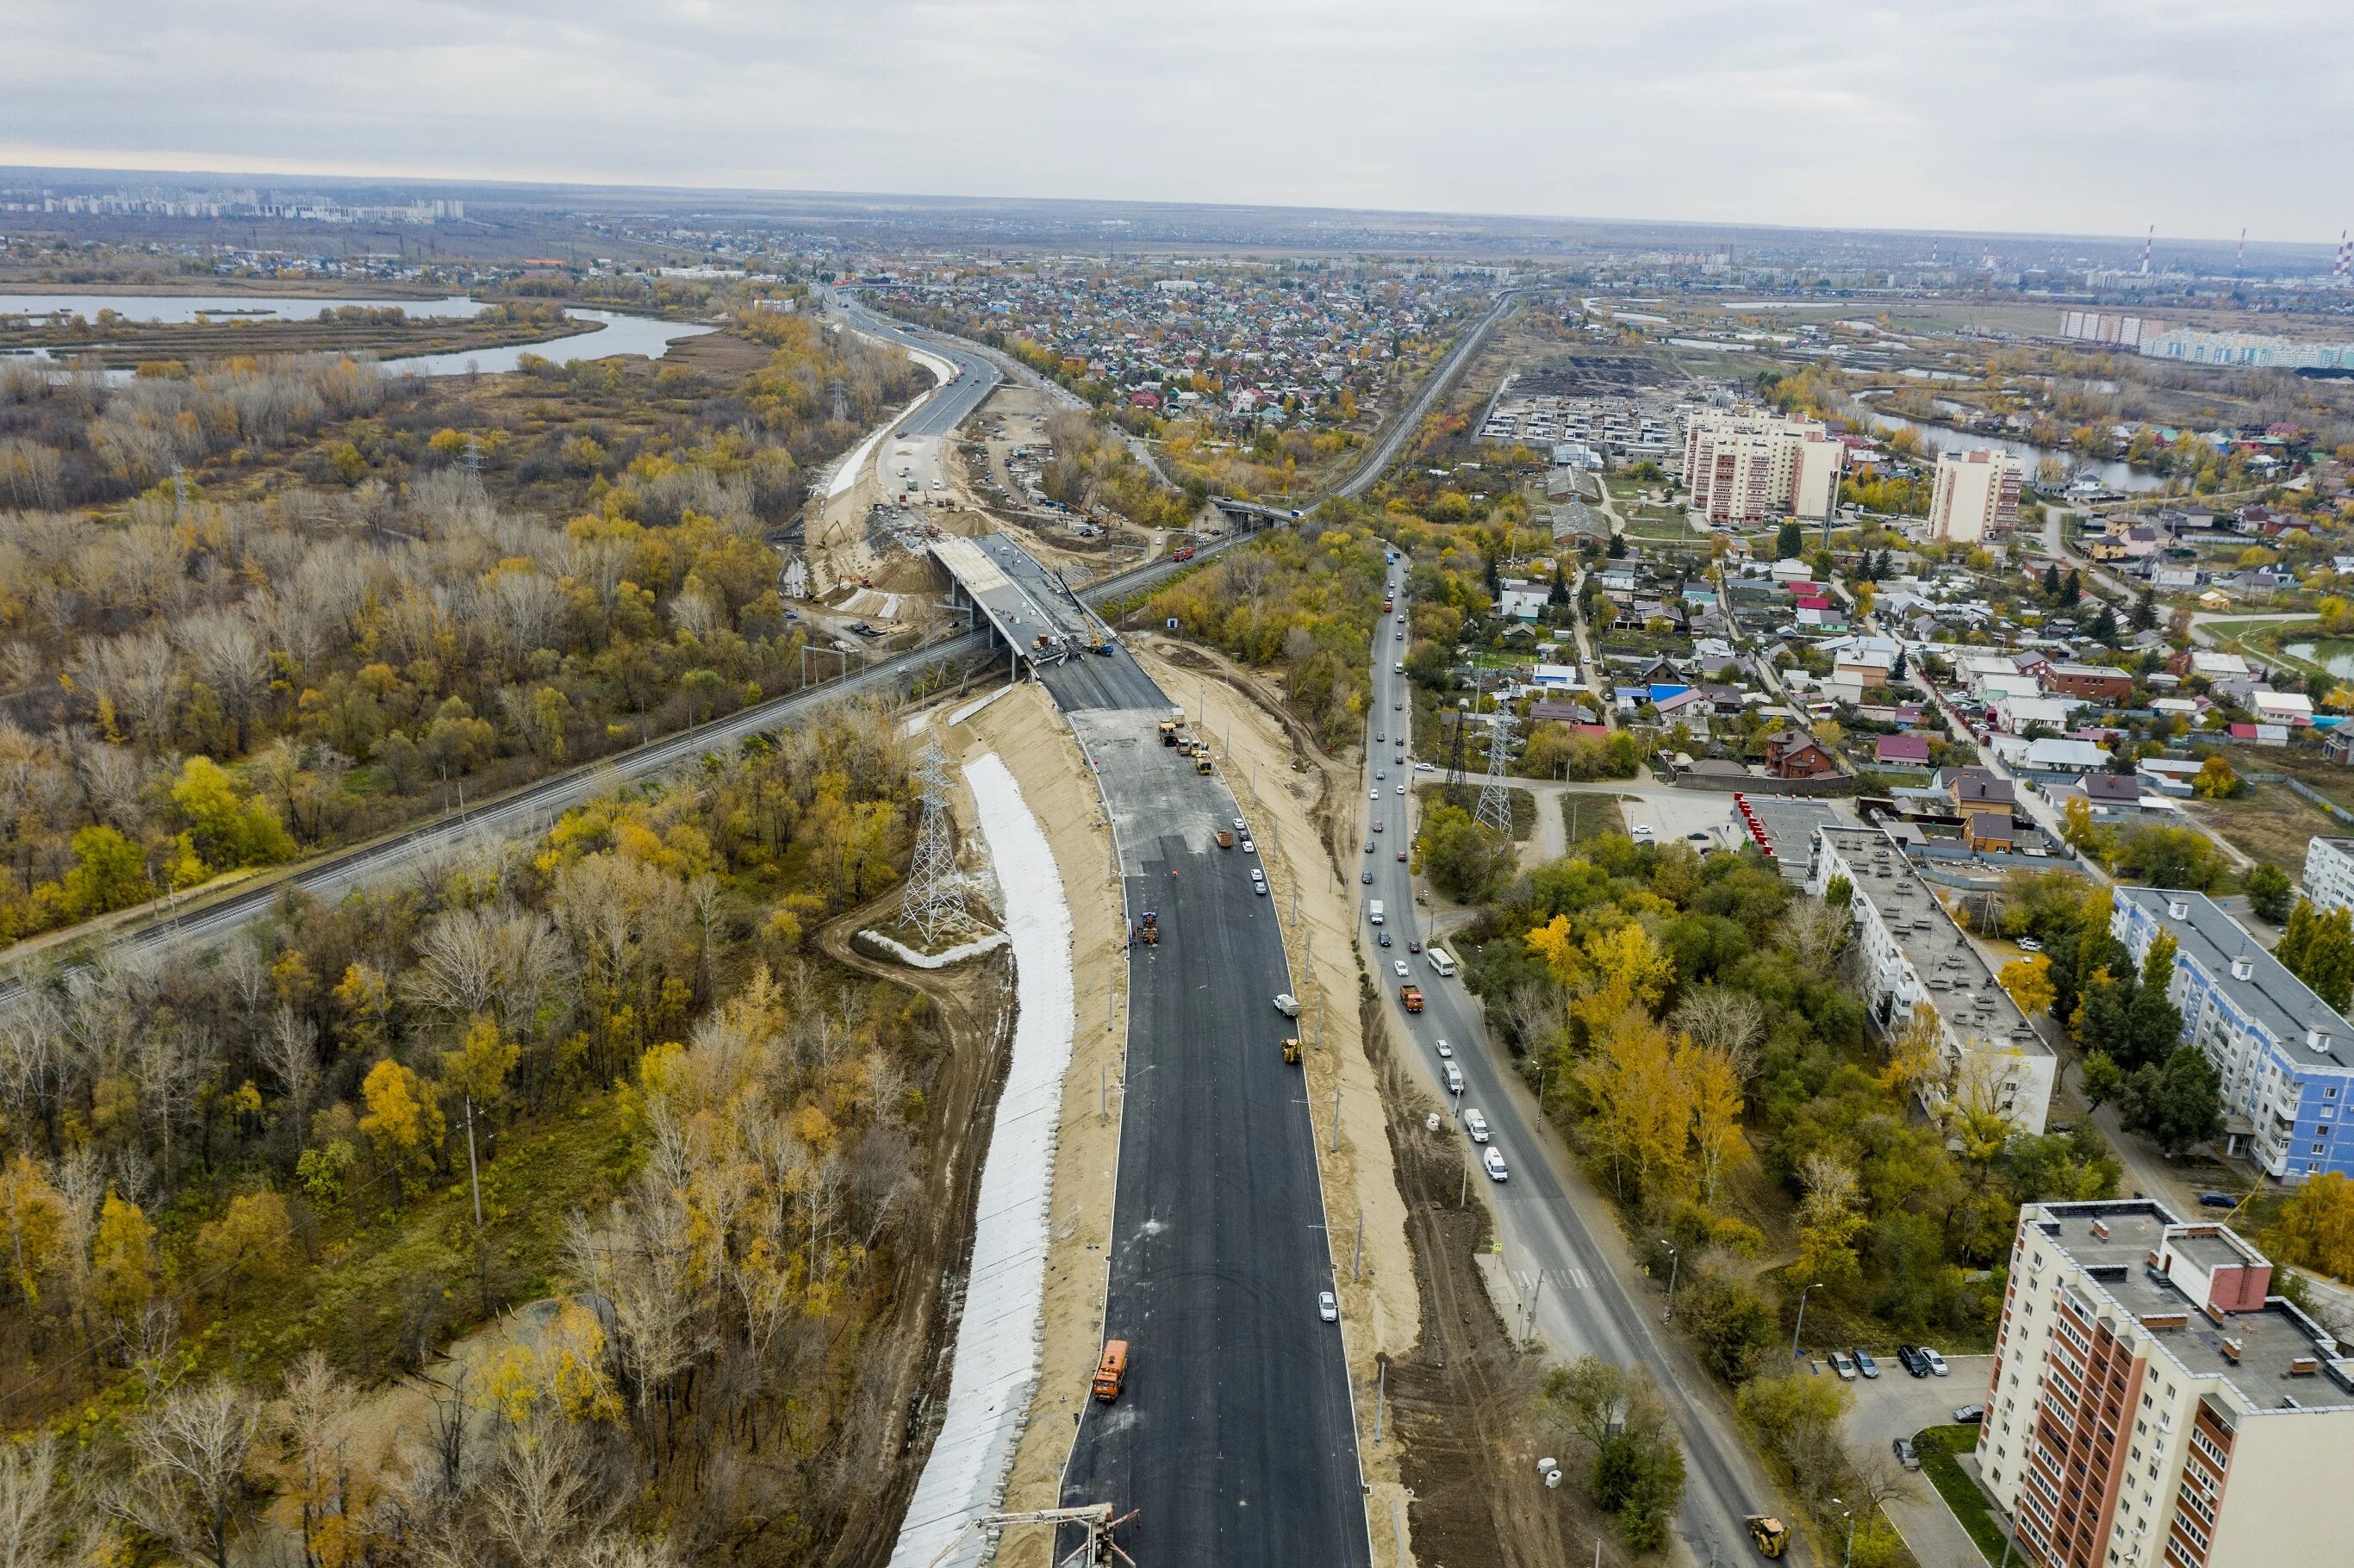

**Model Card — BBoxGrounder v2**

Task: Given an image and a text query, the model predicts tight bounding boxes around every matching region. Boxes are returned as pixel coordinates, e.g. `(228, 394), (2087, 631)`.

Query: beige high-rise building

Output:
(1979, 1199), (2354, 1568)
(1928, 447), (2025, 542)
(1680, 409), (1844, 526)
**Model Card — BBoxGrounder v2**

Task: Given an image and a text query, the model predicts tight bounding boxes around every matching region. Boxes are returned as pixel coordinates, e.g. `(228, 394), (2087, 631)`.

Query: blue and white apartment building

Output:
(2113, 888), (2354, 1183)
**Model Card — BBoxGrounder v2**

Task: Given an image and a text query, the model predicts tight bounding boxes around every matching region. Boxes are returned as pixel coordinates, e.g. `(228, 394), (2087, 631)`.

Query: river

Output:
(0, 291), (713, 375)
(1864, 408), (2164, 493)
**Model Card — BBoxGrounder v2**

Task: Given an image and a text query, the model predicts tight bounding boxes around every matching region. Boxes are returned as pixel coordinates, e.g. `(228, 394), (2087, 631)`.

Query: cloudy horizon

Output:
(6, 0), (2347, 246)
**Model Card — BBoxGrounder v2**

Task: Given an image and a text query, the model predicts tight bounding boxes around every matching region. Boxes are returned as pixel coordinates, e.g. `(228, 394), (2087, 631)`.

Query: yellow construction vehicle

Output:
(1195, 752), (1213, 775)
(1280, 1036), (1302, 1065)
(1745, 1516), (1790, 1559)
(1157, 719), (1177, 746)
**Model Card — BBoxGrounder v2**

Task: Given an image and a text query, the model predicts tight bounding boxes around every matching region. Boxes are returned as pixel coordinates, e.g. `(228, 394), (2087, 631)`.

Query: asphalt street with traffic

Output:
(1361, 557), (1797, 1568)
(1049, 663), (1368, 1567)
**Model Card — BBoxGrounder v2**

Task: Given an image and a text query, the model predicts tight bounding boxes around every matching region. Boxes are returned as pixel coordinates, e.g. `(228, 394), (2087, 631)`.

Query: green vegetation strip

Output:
(1916, 1426), (2008, 1565)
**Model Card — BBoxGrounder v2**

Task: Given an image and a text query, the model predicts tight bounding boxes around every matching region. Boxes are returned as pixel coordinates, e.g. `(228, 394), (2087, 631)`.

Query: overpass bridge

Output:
(931, 533), (1111, 676)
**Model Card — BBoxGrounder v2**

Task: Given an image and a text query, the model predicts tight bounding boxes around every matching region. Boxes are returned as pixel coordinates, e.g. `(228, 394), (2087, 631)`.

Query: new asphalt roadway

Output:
(1361, 560), (1799, 1567)
(1048, 658), (1368, 1568)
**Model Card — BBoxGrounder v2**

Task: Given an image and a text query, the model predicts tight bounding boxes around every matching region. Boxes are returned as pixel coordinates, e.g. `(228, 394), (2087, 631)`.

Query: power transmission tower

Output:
(1475, 697), (1516, 839)
(462, 434), (484, 480)
(171, 462), (188, 523)
(1442, 696), (1473, 809)
(900, 742), (966, 945)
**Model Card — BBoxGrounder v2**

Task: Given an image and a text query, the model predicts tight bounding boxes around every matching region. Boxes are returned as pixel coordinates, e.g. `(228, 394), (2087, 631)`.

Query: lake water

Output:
(0, 291), (713, 376)
(1865, 408), (2164, 493)
(0, 291), (491, 322)
(2285, 641), (2354, 681)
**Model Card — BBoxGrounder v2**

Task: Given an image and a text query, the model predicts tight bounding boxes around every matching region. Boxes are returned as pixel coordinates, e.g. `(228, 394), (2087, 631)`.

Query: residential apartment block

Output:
(1981, 1200), (2354, 1568)
(1807, 826), (2056, 1130)
(1928, 447), (2026, 542)
(2112, 889), (2354, 1182)
(1680, 409), (1845, 526)
(2301, 837), (2354, 918)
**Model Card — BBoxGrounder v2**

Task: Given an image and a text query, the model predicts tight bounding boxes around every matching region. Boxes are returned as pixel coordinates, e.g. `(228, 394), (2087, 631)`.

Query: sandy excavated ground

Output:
(935, 683), (1131, 1568)
(1137, 645), (1423, 1568)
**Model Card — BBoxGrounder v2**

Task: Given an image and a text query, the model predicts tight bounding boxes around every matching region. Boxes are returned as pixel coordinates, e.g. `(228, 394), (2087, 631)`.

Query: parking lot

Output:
(1826, 1352), (1996, 1568)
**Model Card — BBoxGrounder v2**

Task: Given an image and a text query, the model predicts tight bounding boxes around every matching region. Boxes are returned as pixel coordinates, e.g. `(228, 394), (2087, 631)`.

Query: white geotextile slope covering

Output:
(887, 752), (1075, 1568)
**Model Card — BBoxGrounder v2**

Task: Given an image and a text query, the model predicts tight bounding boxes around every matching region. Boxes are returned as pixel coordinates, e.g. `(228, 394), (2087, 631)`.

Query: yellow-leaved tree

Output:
(1999, 952), (2057, 1017)
(1577, 1004), (1693, 1203)
(358, 1060), (445, 1201)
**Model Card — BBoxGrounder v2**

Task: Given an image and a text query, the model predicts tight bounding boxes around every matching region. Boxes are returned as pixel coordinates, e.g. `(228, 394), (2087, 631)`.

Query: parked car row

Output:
(1827, 1343), (1951, 1380)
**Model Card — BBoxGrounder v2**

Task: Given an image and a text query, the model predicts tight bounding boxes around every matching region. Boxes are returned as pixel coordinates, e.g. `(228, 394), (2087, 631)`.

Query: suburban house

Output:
(1767, 729), (1839, 779)
(1875, 733), (1931, 768)
(2041, 663), (2133, 702)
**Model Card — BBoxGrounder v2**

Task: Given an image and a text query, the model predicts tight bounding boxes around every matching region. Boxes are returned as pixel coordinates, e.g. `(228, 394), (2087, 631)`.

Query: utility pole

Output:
(1353, 1211), (1363, 1279)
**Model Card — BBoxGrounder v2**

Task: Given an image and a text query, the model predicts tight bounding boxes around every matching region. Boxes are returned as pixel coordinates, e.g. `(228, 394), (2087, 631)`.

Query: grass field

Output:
(1561, 792), (1626, 843)
(1415, 781), (1535, 840)
(2183, 777), (2347, 873)
(1915, 1424), (2008, 1565)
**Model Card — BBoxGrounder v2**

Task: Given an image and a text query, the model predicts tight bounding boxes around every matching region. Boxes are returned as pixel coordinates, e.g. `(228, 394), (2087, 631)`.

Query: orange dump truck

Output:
(1093, 1339), (1130, 1401)
(1400, 985), (1424, 1013)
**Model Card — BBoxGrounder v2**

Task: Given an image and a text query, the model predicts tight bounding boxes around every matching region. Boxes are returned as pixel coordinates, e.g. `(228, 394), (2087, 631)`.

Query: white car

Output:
(1395, 784), (1404, 794)
(1371, 789), (1380, 800)
(1233, 817), (1247, 832)
(1416, 762), (1434, 772)
(1923, 1347), (1950, 1377)
(1317, 1291), (1338, 1323)
(1464, 1108), (1488, 1142)
(1483, 1147), (1509, 1182)
(1435, 1039), (1453, 1058)
(1630, 824), (1656, 841)
(1240, 837), (1255, 853)
(1393, 960), (1410, 978)
(1828, 1349), (1858, 1381)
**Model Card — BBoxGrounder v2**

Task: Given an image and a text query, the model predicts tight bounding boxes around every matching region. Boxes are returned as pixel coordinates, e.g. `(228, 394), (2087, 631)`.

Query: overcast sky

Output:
(4, 0), (2345, 244)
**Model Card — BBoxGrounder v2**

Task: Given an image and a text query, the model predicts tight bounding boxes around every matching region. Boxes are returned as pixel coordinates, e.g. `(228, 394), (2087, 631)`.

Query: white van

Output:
(1442, 1061), (1465, 1096)
(1463, 1109), (1489, 1142)
(1367, 899), (1385, 926)
(1427, 948), (1457, 978)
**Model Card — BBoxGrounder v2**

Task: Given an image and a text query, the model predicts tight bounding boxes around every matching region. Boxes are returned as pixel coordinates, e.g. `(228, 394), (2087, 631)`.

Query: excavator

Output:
(1137, 912), (1159, 947)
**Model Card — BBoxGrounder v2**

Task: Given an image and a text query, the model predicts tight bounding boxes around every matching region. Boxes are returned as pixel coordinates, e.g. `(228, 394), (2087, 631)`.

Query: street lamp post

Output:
(1792, 1280), (1822, 1361)
(1661, 1242), (1679, 1321)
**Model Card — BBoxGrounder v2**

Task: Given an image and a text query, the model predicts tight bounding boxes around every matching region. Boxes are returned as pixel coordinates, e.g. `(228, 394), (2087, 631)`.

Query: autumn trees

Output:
(0, 701), (931, 1563)
(0, 325), (917, 955)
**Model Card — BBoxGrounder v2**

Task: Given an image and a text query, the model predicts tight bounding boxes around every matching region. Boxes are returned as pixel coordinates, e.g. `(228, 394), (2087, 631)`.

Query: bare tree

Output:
(109, 1378), (258, 1568)
(281, 1350), (364, 1568)
(0, 1432), (68, 1568)
(172, 611), (267, 750)
(258, 1007), (320, 1151)
(1778, 899), (1853, 976)
(1672, 985), (1766, 1073)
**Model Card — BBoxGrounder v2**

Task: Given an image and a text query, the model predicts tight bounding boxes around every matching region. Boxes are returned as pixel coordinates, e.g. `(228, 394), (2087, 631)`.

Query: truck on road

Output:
(1367, 899), (1385, 925)
(1158, 719), (1178, 745)
(1093, 1340), (1129, 1401)
(1138, 912), (1158, 946)
(1399, 984), (1424, 1013)
(1280, 1036), (1302, 1065)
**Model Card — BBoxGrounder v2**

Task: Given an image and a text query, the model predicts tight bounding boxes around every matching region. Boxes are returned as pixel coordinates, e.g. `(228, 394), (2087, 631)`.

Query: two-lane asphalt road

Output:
(1049, 658), (1368, 1567)
(1361, 560), (1796, 1568)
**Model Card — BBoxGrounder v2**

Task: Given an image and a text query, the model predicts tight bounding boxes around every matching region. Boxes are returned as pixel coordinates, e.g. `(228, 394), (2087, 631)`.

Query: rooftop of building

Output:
(2114, 888), (2354, 1073)
(1816, 826), (2048, 1059)
(2027, 1200), (2354, 1414)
